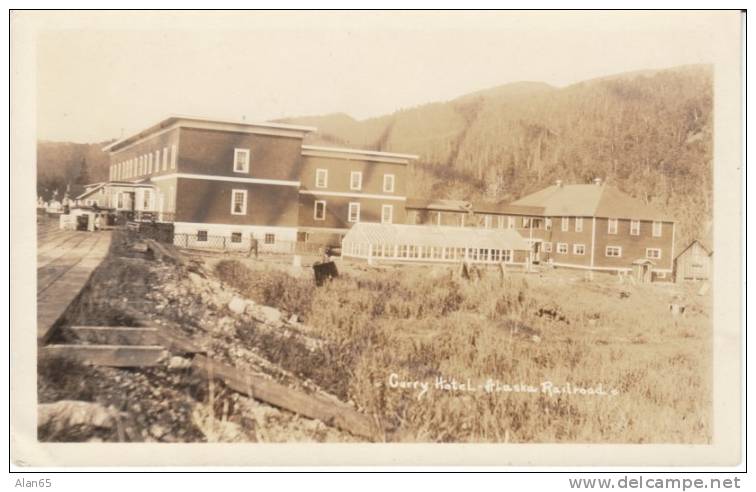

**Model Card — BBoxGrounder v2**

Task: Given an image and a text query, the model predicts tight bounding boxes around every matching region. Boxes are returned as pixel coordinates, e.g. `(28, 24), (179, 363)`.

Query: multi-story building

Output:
(297, 145), (412, 242)
(92, 116), (416, 248)
(509, 179), (675, 275)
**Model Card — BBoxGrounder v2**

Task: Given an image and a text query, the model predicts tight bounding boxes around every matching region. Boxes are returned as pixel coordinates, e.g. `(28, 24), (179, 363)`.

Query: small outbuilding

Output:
(341, 222), (531, 265)
(674, 239), (712, 282)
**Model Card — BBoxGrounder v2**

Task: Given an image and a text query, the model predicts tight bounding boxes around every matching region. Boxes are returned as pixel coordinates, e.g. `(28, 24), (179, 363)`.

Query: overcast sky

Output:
(34, 11), (730, 143)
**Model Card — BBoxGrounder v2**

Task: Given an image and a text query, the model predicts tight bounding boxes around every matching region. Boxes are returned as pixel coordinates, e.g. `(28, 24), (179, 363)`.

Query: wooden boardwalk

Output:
(37, 227), (112, 343)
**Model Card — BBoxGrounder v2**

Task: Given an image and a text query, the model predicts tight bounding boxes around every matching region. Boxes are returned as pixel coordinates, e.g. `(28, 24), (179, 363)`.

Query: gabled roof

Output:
(343, 222), (531, 251)
(675, 239), (713, 260)
(511, 183), (672, 221)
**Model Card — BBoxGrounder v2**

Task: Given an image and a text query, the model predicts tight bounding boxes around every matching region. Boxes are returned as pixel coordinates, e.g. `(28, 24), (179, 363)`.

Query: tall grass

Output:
(215, 260), (711, 443)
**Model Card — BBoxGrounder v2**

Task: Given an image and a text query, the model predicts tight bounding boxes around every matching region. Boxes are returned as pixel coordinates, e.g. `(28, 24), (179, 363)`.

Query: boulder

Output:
(227, 297), (247, 315)
(166, 356), (193, 371)
(250, 305), (283, 326)
(38, 400), (121, 433)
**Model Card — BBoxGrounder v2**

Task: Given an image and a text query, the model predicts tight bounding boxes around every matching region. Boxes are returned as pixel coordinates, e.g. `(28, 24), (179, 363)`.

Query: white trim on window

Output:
(630, 219), (640, 236)
(508, 216), (515, 229)
(381, 204), (394, 224)
(575, 217), (583, 232)
(233, 148), (250, 173)
(383, 174), (395, 193)
(543, 242), (552, 253)
(605, 245), (622, 257)
(652, 221), (662, 237)
(314, 200), (327, 221)
(497, 216), (506, 229)
(646, 248), (662, 260)
(608, 218), (618, 234)
(561, 217), (569, 232)
(557, 242), (568, 254)
(350, 171), (363, 191)
(315, 169), (328, 188)
(573, 243), (585, 255)
(230, 189), (248, 215)
(348, 202), (361, 223)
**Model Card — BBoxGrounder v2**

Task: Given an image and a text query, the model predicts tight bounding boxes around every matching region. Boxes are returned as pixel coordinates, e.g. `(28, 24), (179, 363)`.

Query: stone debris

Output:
(166, 356), (193, 370)
(38, 400), (123, 433)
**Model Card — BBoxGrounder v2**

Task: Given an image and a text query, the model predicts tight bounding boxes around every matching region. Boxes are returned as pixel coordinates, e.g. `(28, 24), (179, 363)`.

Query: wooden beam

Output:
(69, 326), (160, 346)
(40, 344), (168, 367)
(192, 354), (375, 441)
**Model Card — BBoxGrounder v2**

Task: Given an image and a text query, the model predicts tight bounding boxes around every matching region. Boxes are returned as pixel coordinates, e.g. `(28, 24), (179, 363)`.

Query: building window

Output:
(573, 243), (585, 255)
(646, 248), (662, 260)
(233, 148), (250, 173)
(147, 153), (153, 174)
(557, 243), (568, 254)
(575, 217), (583, 232)
(230, 189), (247, 215)
(497, 216), (505, 229)
(348, 202), (361, 222)
(143, 190), (152, 210)
(231, 232), (242, 243)
(562, 217), (569, 231)
(315, 169), (328, 188)
(382, 204), (393, 224)
(630, 219), (640, 236)
(197, 230), (208, 242)
(502, 250), (512, 263)
(162, 148), (168, 171)
(350, 171), (362, 191)
(508, 217), (515, 229)
(543, 242), (552, 253)
(483, 215), (492, 228)
(312, 200), (325, 220)
(383, 174), (395, 192)
(264, 233), (275, 245)
(652, 221), (662, 237)
(606, 246), (622, 257)
(608, 218), (618, 234)
(314, 200), (326, 221)
(170, 144), (177, 169)
(545, 218), (552, 230)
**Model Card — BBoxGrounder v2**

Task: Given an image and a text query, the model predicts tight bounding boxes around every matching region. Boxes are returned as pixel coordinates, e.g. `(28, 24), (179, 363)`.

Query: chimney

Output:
(594, 178), (603, 186)
(555, 180), (563, 187)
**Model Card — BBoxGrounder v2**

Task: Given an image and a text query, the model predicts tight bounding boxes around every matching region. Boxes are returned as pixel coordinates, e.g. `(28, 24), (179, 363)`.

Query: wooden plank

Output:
(69, 326), (161, 346)
(40, 344), (168, 367)
(192, 354), (375, 440)
(37, 232), (112, 343)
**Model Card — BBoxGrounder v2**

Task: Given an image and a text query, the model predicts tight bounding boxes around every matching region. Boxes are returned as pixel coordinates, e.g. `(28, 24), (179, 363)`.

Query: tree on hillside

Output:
(76, 157), (90, 184)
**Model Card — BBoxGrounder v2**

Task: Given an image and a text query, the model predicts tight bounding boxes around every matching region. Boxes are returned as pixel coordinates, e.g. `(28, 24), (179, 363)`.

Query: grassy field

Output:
(215, 258), (712, 443)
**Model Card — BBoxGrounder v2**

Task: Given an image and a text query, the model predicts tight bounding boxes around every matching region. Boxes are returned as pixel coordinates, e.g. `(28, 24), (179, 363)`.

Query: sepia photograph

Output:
(9, 8), (744, 468)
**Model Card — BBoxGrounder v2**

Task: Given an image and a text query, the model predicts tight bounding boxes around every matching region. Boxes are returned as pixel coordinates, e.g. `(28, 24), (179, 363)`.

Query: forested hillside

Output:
(36, 141), (112, 200)
(37, 65), (712, 249)
(283, 65), (713, 250)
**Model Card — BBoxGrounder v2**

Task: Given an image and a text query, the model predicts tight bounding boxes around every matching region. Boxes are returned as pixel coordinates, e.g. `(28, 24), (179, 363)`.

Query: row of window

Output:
(314, 201), (394, 224)
(346, 243), (514, 263)
(111, 145), (177, 180)
(314, 169), (396, 193)
(542, 242), (662, 260)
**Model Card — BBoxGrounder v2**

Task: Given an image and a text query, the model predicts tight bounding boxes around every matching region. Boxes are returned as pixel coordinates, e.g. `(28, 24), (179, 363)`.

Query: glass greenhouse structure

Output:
(341, 222), (531, 264)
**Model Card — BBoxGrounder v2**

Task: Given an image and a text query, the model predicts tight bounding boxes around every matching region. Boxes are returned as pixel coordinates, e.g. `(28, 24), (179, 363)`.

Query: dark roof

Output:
(512, 183), (672, 221)
(473, 201), (544, 215)
(405, 198), (472, 213)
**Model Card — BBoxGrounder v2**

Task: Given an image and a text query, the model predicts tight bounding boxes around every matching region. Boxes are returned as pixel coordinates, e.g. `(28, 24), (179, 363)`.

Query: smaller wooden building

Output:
(674, 239), (712, 282)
